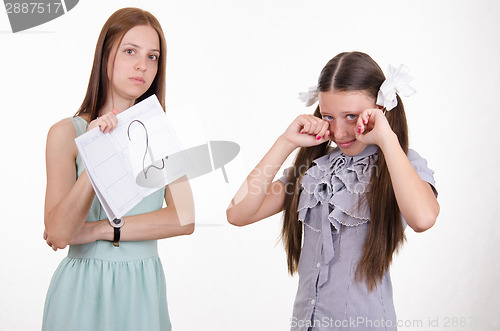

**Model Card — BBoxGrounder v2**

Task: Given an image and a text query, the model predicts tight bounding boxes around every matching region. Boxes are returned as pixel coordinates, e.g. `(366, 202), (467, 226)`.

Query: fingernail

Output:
(317, 136), (321, 140)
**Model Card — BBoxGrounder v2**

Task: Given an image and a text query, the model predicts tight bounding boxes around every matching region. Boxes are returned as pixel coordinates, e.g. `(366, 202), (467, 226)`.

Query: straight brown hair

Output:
(76, 7), (167, 120)
(282, 52), (408, 290)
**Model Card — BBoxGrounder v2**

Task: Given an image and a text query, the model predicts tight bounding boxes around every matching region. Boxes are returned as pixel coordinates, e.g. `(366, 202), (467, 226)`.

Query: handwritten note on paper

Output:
(75, 95), (186, 221)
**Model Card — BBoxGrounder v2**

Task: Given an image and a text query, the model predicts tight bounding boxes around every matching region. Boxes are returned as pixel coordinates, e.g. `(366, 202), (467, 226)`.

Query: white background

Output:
(1, 0), (499, 330)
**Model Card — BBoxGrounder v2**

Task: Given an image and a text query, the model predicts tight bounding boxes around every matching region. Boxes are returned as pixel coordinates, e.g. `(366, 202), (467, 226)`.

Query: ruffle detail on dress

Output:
(298, 145), (379, 230)
(297, 191), (322, 232)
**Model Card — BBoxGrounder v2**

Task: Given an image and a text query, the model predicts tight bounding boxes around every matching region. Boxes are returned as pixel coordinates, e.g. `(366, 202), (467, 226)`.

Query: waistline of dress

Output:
(67, 240), (159, 262)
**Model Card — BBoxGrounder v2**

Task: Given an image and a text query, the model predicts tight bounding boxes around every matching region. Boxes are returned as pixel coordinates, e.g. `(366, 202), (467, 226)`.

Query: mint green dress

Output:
(42, 116), (172, 331)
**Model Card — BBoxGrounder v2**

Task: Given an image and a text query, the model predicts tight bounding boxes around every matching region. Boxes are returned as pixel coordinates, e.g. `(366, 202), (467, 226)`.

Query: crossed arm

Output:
(43, 118), (194, 251)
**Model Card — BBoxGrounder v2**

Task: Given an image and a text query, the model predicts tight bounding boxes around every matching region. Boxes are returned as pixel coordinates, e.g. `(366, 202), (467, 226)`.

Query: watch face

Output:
(110, 218), (124, 228)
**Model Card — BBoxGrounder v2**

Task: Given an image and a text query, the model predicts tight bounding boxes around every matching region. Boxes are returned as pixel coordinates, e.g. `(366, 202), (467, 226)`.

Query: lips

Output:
(336, 139), (356, 148)
(129, 77), (145, 84)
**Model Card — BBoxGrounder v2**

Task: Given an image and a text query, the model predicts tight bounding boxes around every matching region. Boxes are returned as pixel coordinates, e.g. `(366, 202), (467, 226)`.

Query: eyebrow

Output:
(121, 43), (160, 53)
(320, 110), (360, 117)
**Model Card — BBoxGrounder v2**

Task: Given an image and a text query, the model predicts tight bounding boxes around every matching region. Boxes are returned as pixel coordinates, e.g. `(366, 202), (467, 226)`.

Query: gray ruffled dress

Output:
(280, 145), (436, 331)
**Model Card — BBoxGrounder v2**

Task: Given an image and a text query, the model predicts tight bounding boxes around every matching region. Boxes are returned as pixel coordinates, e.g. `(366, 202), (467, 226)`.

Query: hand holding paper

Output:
(74, 95), (186, 221)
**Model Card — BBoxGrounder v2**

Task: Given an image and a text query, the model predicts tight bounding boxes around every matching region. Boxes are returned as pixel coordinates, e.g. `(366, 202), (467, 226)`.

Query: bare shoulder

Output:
(49, 117), (77, 134)
(46, 118), (78, 159)
(48, 117), (75, 132)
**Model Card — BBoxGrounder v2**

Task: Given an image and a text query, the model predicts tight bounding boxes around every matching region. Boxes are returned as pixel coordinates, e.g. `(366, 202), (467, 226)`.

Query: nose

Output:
(135, 56), (147, 71)
(330, 121), (349, 141)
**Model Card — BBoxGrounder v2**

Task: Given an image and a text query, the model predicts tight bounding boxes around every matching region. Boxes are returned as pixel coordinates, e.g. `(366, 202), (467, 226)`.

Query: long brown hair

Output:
(75, 7), (167, 120)
(282, 52), (408, 290)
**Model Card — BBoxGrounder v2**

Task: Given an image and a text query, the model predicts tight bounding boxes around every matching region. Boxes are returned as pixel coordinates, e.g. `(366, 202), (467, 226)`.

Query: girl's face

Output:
(318, 90), (377, 156)
(107, 25), (160, 102)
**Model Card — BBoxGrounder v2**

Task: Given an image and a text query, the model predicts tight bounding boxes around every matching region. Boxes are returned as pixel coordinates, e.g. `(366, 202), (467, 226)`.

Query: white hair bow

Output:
(298, 86), (318, 107)
(376, 64), (416, 111)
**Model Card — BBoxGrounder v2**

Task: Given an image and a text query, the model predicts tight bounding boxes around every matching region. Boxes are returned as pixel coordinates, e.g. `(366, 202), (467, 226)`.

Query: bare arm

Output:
(68, 176), (195, 245)
(44, 118), (96, 249)
(379, 134), (439, 232)
(226, 137), (294, 226)
(227, 115), (330, 226)
(44, 112), (195, 250)
(356, 109), (439, 232)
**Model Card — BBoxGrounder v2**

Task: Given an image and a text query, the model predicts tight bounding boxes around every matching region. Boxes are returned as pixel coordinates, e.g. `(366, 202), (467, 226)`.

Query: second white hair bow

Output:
(298, 86), (319, 107)
(376, 64), (416, 111)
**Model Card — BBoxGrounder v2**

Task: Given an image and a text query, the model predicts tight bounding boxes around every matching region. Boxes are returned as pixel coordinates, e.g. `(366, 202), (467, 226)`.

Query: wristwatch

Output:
(109, 218), (124, 247)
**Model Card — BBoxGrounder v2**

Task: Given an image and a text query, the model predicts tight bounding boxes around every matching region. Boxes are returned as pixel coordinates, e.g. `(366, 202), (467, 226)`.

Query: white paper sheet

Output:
(75, 95), (185, 221)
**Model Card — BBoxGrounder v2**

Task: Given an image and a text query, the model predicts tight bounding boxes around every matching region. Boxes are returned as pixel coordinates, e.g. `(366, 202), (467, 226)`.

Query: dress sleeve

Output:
(400, 149), (438, 229)
(277, 166), (294, 185)
(407, 149), (438, 197)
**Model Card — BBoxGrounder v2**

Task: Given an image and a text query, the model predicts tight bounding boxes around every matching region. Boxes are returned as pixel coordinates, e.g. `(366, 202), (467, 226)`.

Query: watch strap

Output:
(113, 227), (121, 247)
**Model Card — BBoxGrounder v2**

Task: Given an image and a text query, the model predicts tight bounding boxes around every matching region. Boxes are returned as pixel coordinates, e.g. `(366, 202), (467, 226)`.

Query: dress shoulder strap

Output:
(70, 116), (89, 137)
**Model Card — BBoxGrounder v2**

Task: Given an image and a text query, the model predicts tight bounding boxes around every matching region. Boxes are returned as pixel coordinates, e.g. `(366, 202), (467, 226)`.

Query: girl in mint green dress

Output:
(42, 8), (194, 331)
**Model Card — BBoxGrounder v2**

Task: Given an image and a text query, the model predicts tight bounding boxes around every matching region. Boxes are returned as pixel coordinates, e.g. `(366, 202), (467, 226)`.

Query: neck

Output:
(99, 93), (136, 116)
